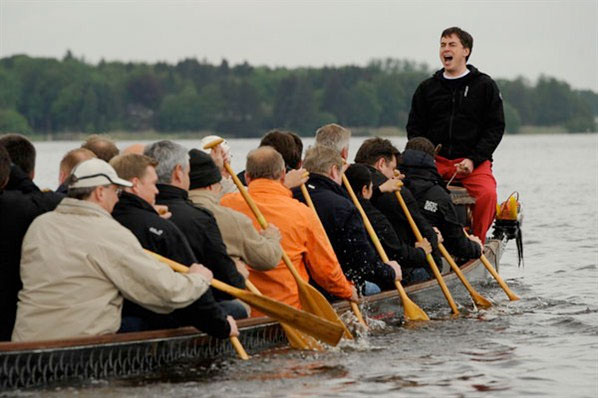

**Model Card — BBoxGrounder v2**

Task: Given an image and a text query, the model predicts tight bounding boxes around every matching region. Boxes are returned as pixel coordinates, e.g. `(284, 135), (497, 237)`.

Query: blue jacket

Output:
(293, 174), (395, 292)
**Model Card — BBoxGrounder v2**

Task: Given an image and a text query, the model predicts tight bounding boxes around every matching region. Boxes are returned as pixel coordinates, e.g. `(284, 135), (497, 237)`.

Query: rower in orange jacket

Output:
(220, 147), (357, 316)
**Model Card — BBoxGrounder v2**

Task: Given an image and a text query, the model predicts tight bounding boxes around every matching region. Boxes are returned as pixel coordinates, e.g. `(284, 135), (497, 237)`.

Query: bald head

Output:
(59, 148), (96, 184)
(81, 135), (119, 162)
(245, 146), (285, 182)
(122, 143), (146, 155)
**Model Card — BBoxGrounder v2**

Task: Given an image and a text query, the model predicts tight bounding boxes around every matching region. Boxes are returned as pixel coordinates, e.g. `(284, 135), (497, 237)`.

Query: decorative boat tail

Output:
(0, 240), (503, 390)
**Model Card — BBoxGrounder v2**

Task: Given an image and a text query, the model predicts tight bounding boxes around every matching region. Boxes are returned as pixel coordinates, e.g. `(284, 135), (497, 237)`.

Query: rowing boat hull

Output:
(0, 239), (503, 390)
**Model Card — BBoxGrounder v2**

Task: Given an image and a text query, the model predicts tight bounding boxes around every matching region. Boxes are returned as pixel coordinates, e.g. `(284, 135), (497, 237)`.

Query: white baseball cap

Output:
(69, 158), (133, 189)
(200, 135), (232, 159)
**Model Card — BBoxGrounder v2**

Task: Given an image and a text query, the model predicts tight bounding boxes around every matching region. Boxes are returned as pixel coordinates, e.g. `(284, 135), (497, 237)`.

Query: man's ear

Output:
(128, 177), (140, 194)
(361, 185), (369, 197)
(341, 146), (349, 161)
(172, 164), (182, 184)
(374, 157), (386, 171)
(244, 171), (251, 185)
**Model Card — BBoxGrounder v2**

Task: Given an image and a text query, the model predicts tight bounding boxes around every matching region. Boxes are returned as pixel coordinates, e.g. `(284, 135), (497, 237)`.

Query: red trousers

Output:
(435, 156), (497, 243)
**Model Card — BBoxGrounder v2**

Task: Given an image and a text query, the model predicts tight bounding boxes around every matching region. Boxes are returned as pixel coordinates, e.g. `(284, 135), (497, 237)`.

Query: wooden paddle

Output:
(300, 182), (368, 328)
(245, 279), (323, 350)
(204, 138), (353, 339)
(437, 243), (492, 308)
(145, 250), (346, 346)
(340, 174), (429, 321)
(464, 230), (520, 301)
(394, 190), (460, 315)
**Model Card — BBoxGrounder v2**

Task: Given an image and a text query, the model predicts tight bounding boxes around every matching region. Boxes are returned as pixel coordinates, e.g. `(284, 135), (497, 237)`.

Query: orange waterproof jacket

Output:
(220, 179), (353, 315)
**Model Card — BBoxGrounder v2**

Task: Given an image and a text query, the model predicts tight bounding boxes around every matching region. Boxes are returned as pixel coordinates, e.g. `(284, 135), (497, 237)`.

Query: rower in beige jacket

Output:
(12, 159), (212, 342)
(187, 149), (282, 271)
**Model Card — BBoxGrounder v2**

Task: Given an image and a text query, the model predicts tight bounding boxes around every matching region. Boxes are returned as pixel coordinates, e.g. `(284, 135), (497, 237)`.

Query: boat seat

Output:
(447, 186), (475, 228)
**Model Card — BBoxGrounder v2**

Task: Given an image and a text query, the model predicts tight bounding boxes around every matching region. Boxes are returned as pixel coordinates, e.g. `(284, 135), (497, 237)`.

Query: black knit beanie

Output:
(189, 149), (222, 189)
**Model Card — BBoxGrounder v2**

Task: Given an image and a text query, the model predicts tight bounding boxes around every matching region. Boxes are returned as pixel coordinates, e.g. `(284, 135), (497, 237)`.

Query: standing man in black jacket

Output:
(406, 26), (504, 243)
(144, 141), (248, 319)
(110, 153), (238, 338)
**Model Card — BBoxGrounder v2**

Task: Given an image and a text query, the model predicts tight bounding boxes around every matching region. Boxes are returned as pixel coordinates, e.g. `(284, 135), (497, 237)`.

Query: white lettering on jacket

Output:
(424, 200), (438, 213)
(149, 227), (163, 236)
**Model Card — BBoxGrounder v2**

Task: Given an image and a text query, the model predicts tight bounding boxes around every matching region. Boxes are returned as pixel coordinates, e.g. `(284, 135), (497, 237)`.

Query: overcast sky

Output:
(1, 0), (596, 91)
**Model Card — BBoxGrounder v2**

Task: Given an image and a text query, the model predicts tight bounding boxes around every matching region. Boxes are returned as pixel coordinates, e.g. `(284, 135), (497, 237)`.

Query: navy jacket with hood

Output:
(399, 149), (482, 260)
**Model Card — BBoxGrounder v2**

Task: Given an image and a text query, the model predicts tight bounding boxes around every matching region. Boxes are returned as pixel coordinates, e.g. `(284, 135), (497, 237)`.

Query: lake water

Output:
(14, 134), (598, 397)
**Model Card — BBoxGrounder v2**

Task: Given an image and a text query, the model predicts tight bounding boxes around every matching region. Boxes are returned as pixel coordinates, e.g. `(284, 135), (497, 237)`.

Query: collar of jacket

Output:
(306, 173), (348, 198)
(247, 178), (291, 198)
(433, 64), (480, 83)
(188, 189), (218, 207)
(114, 191), (158, 214)
(56, 197), (112, 218)
(363, 164), (387, 189)
(156, 183), (188, 201)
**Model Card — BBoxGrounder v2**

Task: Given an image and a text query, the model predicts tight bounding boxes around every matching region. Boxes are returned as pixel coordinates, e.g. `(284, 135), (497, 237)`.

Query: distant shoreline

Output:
(21, 125), (579, 142)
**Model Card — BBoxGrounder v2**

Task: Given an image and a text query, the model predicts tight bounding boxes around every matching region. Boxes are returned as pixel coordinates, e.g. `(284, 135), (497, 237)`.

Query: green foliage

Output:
(503, 101), (522, 134)
(0, 54), (595, 137)
(0, 109), (32, 134)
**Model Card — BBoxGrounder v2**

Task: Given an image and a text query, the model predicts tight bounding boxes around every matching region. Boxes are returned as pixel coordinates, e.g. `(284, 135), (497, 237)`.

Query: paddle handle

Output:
(301, 183), (368, 328)
(224, 162), (269, 227)
(342, 174), (389, 263)
(438, 243), (492, 308)
(394, 190), (460, 315)
(463, 230), (520, 301)
(341, 174), (429, 321)
(144, 250), (250, 360)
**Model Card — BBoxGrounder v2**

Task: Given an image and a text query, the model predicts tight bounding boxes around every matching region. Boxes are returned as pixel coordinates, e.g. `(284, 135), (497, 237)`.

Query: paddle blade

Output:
(296, 280), (354, 339)
(394, 281), (430, 321)
(281, 323), (323, 350)
(212, 280), (344, 346)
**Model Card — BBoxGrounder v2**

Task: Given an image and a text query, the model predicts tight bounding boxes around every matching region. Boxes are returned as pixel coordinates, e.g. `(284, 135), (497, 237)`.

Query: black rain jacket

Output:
(399, 150), (482, 260)
(156, 184), (245, 301)
(112, 192), (230, 338)
(0, 169), (64, 341)
(406, 65), (505, 167)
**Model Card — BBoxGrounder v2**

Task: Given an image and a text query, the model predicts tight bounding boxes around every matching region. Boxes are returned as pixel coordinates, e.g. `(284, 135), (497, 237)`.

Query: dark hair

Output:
(0, 145), (11, 190)
(405, 137), (436, 157)
(441, 26), (473, 61)
(344, 164), (372, 198)
(81, 134), (119, 162)
(286, 131), (303, 169)
(354, 137), (400, 166)
(259, 130), (299, 169)
(0, 134), (36, 176)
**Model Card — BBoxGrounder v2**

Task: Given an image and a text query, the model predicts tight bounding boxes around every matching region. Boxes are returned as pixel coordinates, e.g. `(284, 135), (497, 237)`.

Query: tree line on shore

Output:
(0, 52), (596, 137)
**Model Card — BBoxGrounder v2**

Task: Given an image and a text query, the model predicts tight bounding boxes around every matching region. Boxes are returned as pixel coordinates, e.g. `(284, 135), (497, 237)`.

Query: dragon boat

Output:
(0, 188), (522, 390)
